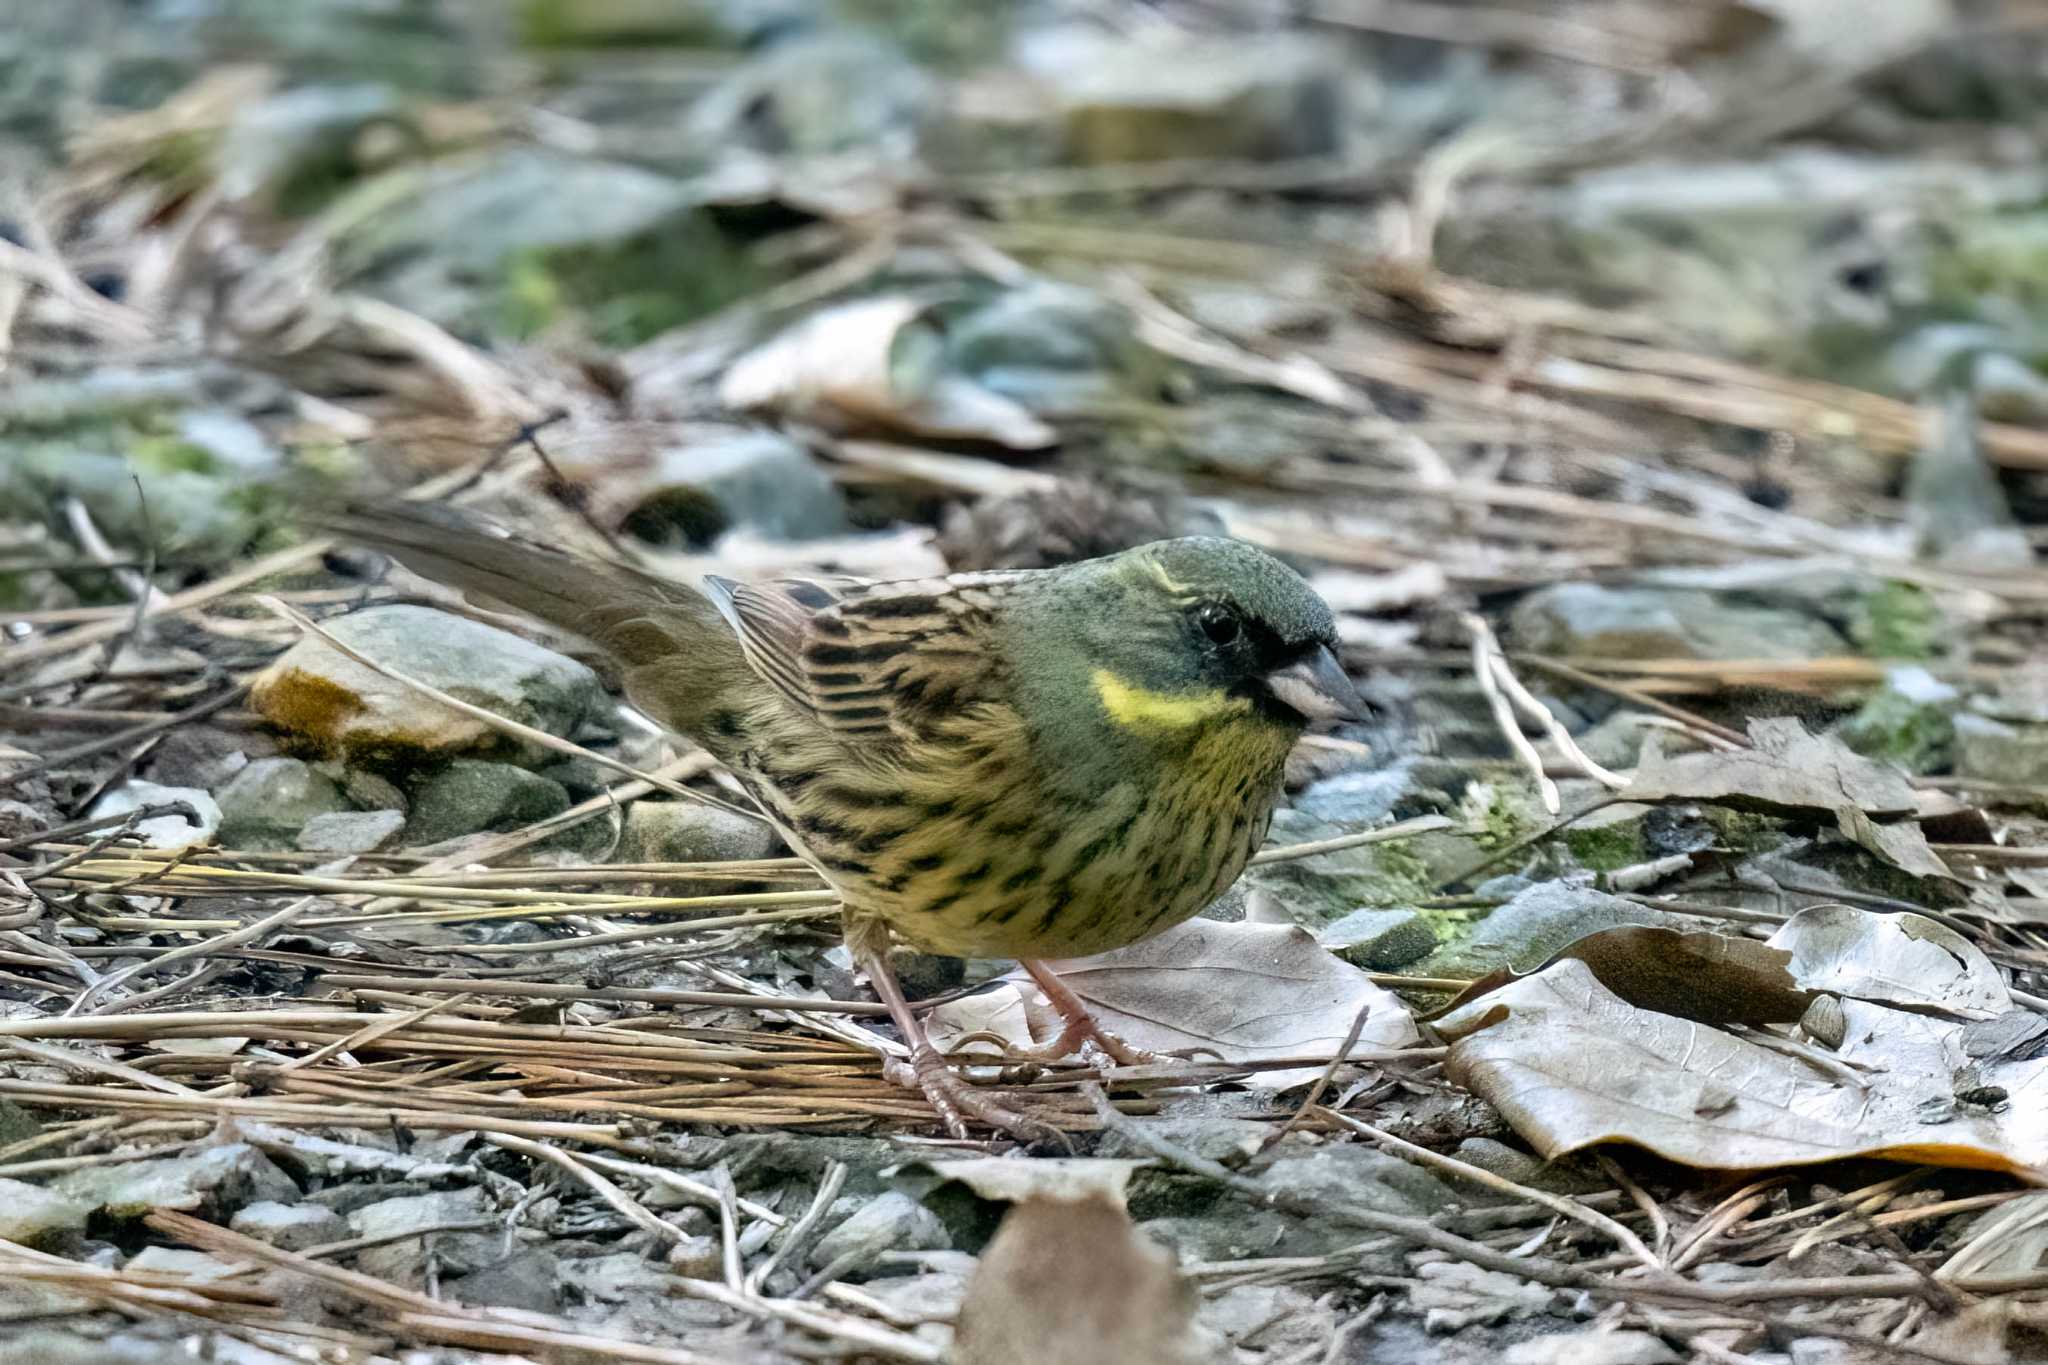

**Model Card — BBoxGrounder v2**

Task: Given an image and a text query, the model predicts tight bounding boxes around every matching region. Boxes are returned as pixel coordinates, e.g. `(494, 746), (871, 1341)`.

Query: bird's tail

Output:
(314, 502), (739, 677)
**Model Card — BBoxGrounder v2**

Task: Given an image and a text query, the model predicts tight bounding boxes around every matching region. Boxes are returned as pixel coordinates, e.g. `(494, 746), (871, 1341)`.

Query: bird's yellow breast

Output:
(734, 680), (1297, 960)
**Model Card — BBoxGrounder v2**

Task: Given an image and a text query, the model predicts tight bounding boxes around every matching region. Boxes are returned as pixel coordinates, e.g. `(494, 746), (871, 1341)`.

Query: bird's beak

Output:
(1264, 644), (1370, 723)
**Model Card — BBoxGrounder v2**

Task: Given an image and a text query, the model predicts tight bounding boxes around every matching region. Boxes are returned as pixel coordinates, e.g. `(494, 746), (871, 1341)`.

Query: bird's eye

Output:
(1195, 603), (1240, 645)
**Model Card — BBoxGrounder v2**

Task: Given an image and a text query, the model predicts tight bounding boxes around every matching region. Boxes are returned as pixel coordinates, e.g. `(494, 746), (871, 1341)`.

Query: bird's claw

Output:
(908, 1044), (1064, 1143)
(1026, 1017), (1177, 1070)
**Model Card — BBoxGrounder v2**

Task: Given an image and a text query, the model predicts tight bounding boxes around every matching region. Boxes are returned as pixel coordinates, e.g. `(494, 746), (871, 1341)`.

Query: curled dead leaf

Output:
(719, 297), (1057, 449)
(1430, 924), (1811, 1028)
(1626, 718), (1954, 884)
(1437, 933), (2048, 1176)
(1767, 904), (2006, 1018)
(954, 1194), (1222, 1365)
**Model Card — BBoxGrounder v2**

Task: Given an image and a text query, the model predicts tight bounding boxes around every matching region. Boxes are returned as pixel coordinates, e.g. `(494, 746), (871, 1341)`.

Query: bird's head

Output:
(1012, 537), (1369, 743)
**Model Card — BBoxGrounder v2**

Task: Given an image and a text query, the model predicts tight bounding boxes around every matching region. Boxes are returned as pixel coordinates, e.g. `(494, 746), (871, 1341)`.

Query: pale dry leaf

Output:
(929, 1158), (1146, 1206)
(924, 984), (1038, 1064)
(718, 296), (1056, 449)
(1768, 905), (2008, 1017)
(1438, 950), (2048, 1176)
(1504, 1327), (1680, 1365)
(954, 1194), (1222, 1365)
(1030, 919), (1418, 1087)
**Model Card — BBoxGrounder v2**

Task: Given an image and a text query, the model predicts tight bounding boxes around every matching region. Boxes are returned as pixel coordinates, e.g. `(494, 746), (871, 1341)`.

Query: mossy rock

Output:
(1835, 677), (1957, 773)
(1848, 581), (1942, 659)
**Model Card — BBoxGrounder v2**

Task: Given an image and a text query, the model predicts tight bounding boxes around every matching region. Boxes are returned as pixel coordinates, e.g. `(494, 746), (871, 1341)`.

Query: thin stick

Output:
(1465, 612), (1561, 813)
(1250, 815), (1452, 864)
(66, 894), (319, 1015)
(745, 1159), (846, 1293)
(484, 1132), (682, 1246)
(1316, 1108), (1664, 1274)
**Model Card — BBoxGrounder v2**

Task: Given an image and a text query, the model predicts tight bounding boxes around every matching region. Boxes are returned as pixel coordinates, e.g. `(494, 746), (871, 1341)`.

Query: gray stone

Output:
(1451, 1140), (1605, 1198)
(0, 800), (44, 844)
(455, 1247), (566, 1313)
(1975, 672), (2048, 725)
(0, 1178), (88, 1249)
(229, 1200), (349, 1252)
(1560, 799), (1659, 874)
(405, 761), (571, 846)
(945, 281), (1150, 410)
(665, 1233), (725, 1279)
(1954, 713), (2048, 787)
(85, 781), (221, 850)
(616, 429), (851, 548)
(339, 767), (409, 813)
(1508, 583), (1848, 661)
(1416, 881), (1692, 982)
(251, 604), (608, 765)
(1249, 1144), (1455, 1219)
(617, 801), (781, 864)
(333, 148), (700, 334)
(297, 808), (408, 854)
(689, 32), (931, 157)
(1973, 351), (2048, 424)
(1030, 30), (1346, 164)
(1906, 388), (2031, 570)
(1243, 763), (1442, 925)
(216, 756), (352, 850)
(1568, 711), (1656, 770)
(0, 1333), (173, 1365)
(1138, 1210), (1301, 1265)
(809, 1191), (949, 1274)
(124, 1248), (240, 1280)
(1097, 1116), (1269, 1166)
(1318, 908), (1437, 971)
(347, 1188), (496, 1287)
(53, 1143), (298, 1221)
(0, 447), (275, 569)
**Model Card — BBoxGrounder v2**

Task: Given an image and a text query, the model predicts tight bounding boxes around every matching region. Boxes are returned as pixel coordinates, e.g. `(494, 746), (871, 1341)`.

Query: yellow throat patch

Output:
(1092, 668), (1249, 731)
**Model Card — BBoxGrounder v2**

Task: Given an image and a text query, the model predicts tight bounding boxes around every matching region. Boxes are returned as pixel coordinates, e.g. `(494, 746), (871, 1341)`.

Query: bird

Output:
(320, 504), (1367, 1136)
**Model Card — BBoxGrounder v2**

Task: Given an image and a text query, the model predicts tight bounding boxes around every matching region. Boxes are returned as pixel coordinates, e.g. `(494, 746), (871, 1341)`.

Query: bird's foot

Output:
(889, 1043), (1064, 1142)
(1009, 1014), (1170, 1069)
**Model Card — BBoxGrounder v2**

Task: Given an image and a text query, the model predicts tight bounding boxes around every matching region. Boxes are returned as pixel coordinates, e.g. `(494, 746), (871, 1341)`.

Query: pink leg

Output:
(1018, 959), (1165, 1067)
(854, 933), (1054, 1140)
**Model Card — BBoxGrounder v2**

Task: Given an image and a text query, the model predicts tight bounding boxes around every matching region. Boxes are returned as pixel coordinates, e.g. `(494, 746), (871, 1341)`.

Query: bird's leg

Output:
(1015, 959), (1169, 1067)
(851, 927), (1053, 1141)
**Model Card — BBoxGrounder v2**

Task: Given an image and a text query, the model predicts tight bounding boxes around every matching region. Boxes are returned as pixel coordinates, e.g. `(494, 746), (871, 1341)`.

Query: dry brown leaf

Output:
(1437, 906), (2005, 1029)
(929, 919), (1417, 1087)
(954, 1194), (1221, 1365)
(719, 297), (1056, 449)
(1437, 941), (2048, 1176)
(1432, 924), (1812, 1027)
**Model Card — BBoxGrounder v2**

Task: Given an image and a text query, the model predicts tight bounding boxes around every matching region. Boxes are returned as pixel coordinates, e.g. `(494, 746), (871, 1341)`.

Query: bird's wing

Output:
(701, 570), (1024, 748)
